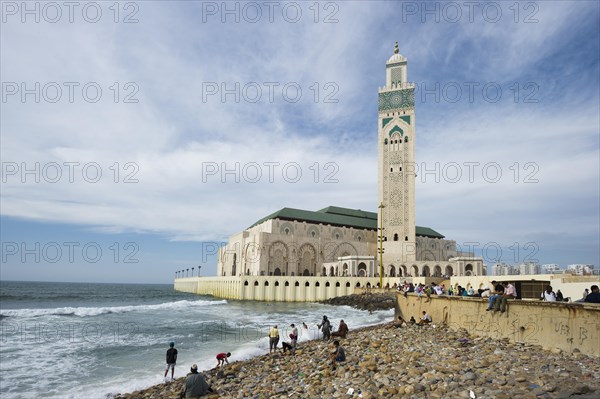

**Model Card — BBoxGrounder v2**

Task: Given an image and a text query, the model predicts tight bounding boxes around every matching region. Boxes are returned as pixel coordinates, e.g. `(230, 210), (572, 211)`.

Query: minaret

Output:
(377, 42), (416, 266)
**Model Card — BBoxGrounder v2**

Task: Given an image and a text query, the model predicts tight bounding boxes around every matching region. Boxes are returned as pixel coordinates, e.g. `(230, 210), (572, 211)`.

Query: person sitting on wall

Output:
(496, 282), (517, 312)
(331, 319), (349, 338)
(486, 281), (504, 311)
(417, 311), (432, 326)
(556, 289), (564, 301)
(540, 285), (557, 301)
(409, 316), (416, 324)
(584, 285), (600, 303)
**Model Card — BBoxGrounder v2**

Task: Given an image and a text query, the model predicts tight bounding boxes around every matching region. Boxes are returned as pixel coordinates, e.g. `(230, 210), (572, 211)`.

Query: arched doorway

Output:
(445, 265), (454, 277)
(465, 264), (473, 276)
(357, 262), (367, 277)
(389, 265), (396, 277)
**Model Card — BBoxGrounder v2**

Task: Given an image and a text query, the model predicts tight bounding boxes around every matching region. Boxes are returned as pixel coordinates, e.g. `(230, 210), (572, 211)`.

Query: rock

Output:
(113, 321), (600, 399)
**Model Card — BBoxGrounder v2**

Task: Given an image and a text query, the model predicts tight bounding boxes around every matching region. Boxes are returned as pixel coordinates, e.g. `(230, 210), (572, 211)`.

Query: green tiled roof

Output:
(248, 206), (444, 238)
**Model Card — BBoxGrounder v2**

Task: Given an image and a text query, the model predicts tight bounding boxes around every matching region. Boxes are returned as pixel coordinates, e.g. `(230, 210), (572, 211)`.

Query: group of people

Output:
(316, 315), (349, 341)
(269, 323), (300, 355)
(486, 281), (517, 313)
(540, 285), (565, 301)
(163, 342), (225, 398)
(581, 285), (600, 303)
(267, 317), (349, 370)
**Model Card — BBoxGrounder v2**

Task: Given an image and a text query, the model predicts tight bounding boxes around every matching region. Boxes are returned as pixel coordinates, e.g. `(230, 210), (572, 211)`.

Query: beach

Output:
(115, 321), (600, 399)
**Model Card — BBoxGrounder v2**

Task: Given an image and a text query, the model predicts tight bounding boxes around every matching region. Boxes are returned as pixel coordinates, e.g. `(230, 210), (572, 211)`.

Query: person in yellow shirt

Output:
(268, 325), (279, 354)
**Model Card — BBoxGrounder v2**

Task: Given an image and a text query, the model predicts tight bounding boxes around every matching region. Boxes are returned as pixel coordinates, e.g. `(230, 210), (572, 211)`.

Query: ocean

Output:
(0, 281), (393, 398)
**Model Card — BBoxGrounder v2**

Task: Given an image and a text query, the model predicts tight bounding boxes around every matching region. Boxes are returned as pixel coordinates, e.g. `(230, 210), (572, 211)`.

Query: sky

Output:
(1, 1), (599, 283)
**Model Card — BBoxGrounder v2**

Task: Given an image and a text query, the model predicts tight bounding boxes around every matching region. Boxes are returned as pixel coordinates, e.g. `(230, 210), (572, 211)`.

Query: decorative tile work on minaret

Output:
(377, 42), (417, 265)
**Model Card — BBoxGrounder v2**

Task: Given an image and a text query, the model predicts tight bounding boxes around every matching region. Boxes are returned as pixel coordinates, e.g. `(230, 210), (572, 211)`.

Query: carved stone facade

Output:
(217, 211), (377, 277)
(378, 43), (417, 263)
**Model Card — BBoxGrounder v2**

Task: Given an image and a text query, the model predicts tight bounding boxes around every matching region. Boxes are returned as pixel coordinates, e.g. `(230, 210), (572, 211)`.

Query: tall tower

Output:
(378, 42), (416, 265)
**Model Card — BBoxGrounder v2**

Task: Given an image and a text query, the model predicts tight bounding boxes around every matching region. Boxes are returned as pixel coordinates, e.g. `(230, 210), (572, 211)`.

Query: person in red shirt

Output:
(216, 352), (231, 368)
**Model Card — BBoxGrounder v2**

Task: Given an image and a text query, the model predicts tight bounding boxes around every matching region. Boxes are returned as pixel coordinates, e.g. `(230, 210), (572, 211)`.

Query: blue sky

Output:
(1, 1), (599, 283)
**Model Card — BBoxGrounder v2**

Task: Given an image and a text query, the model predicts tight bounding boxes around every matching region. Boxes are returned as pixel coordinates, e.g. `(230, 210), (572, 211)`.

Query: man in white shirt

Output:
(541, 286), (557, 301)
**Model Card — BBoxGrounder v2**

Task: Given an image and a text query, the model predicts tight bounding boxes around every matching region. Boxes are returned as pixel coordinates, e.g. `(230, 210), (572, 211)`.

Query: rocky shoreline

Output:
(318, 292), (396, 311)
(114, 321), (599, 399)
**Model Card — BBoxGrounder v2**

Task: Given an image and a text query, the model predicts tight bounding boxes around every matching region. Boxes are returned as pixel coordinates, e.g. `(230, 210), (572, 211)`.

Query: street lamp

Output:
(197, 265), (202, 277)
(378, 202), (386, 289)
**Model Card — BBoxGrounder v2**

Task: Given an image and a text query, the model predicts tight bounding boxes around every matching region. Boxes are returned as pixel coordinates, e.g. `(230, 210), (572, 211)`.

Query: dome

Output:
(388, 53), (404, 63)
(387, 41), (406, 63)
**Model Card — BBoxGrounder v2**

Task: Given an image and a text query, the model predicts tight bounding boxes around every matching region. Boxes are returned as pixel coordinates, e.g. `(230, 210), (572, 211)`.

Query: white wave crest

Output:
(0, 299), (227, 318)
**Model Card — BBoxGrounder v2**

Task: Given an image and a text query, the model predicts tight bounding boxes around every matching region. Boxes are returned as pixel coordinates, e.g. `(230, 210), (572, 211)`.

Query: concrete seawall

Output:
(396, 293), (600, 356)
(174, 276), (398, 302)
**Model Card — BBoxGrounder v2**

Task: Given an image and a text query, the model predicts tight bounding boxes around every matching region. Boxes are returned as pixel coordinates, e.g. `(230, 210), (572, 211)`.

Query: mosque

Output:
(215, 43), (484, 281)
(175, 43), (484, 301)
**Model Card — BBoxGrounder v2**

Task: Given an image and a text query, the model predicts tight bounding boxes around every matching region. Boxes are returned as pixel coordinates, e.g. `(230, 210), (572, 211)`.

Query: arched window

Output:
(325, 282), (330, 287)
(264, 281), (269, 286)
(295, 281), (300, 287)
(394, 233), (399, 241)
(275, 281), (279, 286)
(315, 282), (320, 287)
(285, 281), (290, 286)
(305, 281), (310, 287)
(335, 282), (340, 287)
(405, 236), (408, 241)
(244, 281), (249, 286)
(346, 282), (351, 287)
(254, 281), (259, 286)
(384, 138), (388, 145)
(404, 136), (408, 142)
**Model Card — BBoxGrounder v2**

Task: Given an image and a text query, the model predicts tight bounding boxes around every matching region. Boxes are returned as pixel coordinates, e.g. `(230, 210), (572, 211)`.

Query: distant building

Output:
(542, 264), (562, 274)
(566, 264), (595, 276)
(492, 263), (516, 276)
(519, 262), (540, 275)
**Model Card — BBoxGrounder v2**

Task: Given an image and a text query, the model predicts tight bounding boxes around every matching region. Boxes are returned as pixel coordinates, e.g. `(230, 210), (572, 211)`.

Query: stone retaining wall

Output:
(396, 293), (600, 356)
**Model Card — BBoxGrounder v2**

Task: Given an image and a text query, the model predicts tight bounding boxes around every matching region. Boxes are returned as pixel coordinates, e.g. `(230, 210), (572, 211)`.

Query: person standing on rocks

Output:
(164, 341), (177, 382)
(317, 316), (331, 341)
(268, 325), (280, 353)
(331, 319), (349, 338)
